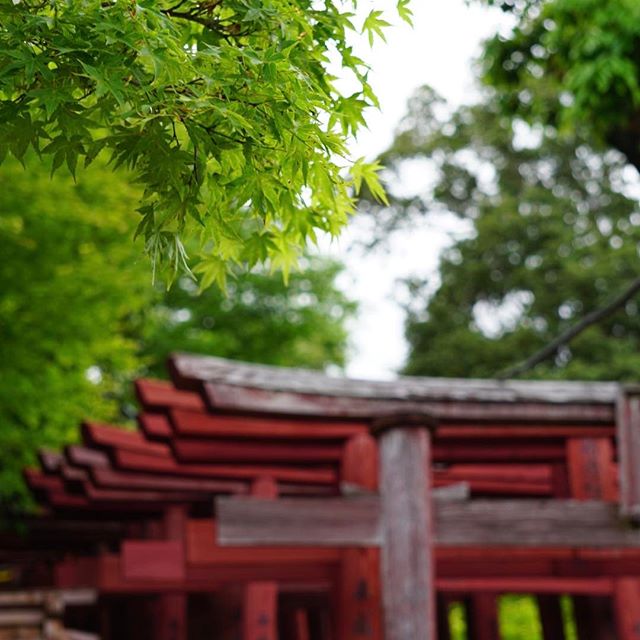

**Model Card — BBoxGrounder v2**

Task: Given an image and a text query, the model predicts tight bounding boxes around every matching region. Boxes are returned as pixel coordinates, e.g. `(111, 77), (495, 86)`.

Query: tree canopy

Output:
(368, 87), (640, 379)
(478, 0), (640, 172)
(0, 154), (355, 513)
(0, 0), (401, 284)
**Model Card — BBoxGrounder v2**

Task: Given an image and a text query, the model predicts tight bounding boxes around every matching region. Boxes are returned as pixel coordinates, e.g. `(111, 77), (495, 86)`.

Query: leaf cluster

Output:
(0, 0), (394, 285)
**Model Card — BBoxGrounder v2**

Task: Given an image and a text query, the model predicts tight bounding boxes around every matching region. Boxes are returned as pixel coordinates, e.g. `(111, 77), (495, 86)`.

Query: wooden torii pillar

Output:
(217, 413), (438, 640)
(372, 414), (437, 640)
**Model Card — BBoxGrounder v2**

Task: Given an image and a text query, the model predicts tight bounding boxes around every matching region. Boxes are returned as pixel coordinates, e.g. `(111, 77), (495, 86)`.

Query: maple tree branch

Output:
(497, 275), (640, 379)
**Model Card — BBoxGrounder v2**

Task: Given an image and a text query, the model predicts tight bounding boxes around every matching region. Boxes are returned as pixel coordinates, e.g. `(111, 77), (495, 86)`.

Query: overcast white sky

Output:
(324, 0), (513, 379)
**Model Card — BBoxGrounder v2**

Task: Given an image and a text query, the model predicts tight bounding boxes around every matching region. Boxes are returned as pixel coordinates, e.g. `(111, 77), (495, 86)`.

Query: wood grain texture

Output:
(217, 496), (640, 548)
(203, 381), (615, 423)
(617, 390), (640, 518)
(379, 427), (435, 640)
(216, 496), (382, 547)
(170, 353), (619, 404)
(435, 500), (640, 547)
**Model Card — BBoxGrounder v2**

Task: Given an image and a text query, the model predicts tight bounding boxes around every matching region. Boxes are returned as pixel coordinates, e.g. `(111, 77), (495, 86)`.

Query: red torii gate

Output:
(7, 354), (640, 639)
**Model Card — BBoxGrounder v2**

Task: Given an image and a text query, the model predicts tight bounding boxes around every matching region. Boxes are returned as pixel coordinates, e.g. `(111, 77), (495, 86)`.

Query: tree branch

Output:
(497, 275), (640, 379)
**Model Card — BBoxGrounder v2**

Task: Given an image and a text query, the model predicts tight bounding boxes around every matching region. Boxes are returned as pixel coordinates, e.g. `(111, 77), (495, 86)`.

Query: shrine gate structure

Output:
(5, 353), (640, 639)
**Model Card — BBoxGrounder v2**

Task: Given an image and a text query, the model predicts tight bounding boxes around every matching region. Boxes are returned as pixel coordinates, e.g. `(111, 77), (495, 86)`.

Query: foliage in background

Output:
(365, 86), (640, 379)
(447, 596), (577, 640)
(0, 155), (355, 513)
(477, 0), (640, 172)
(143, 261), (354, 379)
(0, 0), (401, 284)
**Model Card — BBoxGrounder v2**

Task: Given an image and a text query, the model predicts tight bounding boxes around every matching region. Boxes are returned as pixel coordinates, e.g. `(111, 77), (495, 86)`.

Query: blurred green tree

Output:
(365, 87), (640, 379)
(477, 0), (640, 172)
(0, 155), (355, 512)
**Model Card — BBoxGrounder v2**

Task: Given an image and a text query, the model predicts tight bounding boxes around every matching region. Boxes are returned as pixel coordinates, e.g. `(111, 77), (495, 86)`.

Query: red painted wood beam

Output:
(138, 412), (173, 441)
(432, 442), (567, 463)
(112, 449), (337, 485)
(172, 438), (344, 464)
(186, 520), (341, 568)
(170, 408), (366, 440)
(135, 378), (205, 413)
(436, 424), (614, 440)
(82, 422), (169, 458)
(436, 577), (614, 595)
(88, 466), (246, 495)
(98, 553), (337, 593)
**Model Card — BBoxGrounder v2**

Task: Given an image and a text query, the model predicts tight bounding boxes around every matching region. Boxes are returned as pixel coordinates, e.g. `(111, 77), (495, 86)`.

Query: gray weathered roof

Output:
(170, 353), (620, 405)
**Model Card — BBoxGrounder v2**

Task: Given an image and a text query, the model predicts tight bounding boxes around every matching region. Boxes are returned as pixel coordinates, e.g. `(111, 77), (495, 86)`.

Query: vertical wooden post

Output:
(467, 594), (499, 640)
(244, 582), (278, 640)
(243, 477), (279, 640)
(566, 438), (616, 502)
(340, 432), (379, 495)
(566, 438), (617, 640)
(614, 578), (640, 640)
(536, 595), (566, 640)
(573, 596), (616, 640)
(337, 433), (382, 640)
(617, 388), (640, 518)
(436, 595), (452, 640)
(614, 391), (640, 639)
(374, 415), (436, 640)
(98, 597), (111, 640)
(290, 609), (311, 640)
(567, 438), (617, 640)
(155, 505), (188, 640)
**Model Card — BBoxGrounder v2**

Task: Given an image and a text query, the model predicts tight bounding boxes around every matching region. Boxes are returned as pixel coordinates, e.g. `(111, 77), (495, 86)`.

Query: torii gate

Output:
(17, 356), (640, 640)
(214, 406), (640, 640)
